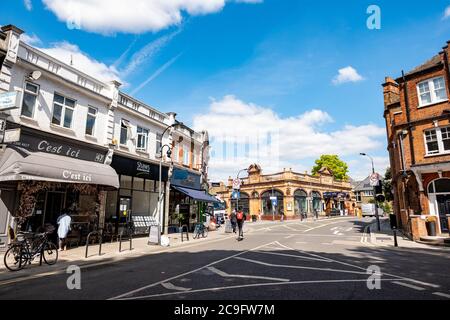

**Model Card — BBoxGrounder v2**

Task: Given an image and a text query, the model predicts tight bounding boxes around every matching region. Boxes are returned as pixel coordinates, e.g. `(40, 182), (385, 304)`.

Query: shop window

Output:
(133, 177), (144, 191)
(21, 82), (39, 118)
(105, 191), (118, 220)
(52, 93), (76, 128)
(145, 180), (155, 192)
(85, 106), (97, 136)
(120, 175), (132, 189)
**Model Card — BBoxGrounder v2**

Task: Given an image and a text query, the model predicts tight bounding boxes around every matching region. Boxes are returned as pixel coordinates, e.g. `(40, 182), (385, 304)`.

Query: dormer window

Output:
(417, 77), (448, 107)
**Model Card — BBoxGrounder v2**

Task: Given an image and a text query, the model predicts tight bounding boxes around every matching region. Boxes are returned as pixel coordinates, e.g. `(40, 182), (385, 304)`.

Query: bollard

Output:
(393, 228), (398, 247)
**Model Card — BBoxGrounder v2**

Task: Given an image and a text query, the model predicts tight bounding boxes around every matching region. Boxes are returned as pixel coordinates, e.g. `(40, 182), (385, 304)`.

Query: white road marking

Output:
(120, 278), (401, 300)
(392, 281), (426, 291)
(161, 282), (191, 292)
(253, 250), (332, 262)
(109, 241), (277, 300)
(207, 266), (290, 282)
(432, 292), (450, 299)
(274, 241), (440, 289)
(284, 235), (295, 239)
(346, 227), (353, 232)
(282, 225), (298, 232)
(234, 257), (369, 275)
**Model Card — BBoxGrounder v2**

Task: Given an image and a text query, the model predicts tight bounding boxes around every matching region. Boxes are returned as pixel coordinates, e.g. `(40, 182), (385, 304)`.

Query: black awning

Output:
(171, 185), (219, 203)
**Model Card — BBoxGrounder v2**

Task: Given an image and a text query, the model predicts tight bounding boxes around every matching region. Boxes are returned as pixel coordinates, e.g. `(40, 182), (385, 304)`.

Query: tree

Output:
(311, 155), (349, 181)
(382, 167), (393, 202)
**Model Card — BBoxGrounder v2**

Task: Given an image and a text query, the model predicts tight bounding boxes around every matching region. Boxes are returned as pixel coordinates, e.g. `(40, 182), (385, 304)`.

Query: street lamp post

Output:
(235, 169), (248, 212)
(148, 122), (182, 245)
(360, 153), (381, 231)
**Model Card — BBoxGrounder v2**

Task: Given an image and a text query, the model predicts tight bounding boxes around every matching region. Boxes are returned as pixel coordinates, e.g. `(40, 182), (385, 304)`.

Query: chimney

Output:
(382, 77), (400, 107)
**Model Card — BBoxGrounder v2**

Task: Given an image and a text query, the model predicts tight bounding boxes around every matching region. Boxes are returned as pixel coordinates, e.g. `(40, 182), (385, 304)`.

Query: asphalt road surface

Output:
(1, 217), (449, 300)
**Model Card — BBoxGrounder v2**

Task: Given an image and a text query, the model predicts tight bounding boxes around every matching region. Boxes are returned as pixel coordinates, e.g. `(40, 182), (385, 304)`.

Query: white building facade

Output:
(0, 25), (211, 248)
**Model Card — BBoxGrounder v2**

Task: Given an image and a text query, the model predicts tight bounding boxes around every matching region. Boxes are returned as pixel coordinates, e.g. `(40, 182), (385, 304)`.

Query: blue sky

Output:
(3, 0), (450, 181)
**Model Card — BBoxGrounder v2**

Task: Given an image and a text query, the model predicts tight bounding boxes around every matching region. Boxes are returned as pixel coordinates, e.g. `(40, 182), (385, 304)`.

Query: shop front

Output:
(0, 125), (119, 246)
(106, 154), (169, 236)
(323, 192), (350, 215)
(168, 167), (218, 233)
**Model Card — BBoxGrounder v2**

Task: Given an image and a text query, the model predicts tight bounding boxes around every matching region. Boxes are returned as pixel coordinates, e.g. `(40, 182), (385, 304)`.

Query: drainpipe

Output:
(443, 48), (450, 98)
(402, 70), (416, 166)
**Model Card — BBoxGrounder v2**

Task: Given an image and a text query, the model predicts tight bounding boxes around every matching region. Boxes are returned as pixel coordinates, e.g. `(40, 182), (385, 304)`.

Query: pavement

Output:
(0, 216), (449, 300)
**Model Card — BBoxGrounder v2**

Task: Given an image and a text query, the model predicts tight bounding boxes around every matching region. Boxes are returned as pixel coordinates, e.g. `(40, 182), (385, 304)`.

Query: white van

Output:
(361, 204), (384, 217)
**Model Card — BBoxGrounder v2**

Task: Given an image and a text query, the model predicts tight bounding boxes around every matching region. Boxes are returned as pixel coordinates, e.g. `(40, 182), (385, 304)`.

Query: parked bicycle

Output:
(193, 223), (208, 239)
(4, 231), (58, 272)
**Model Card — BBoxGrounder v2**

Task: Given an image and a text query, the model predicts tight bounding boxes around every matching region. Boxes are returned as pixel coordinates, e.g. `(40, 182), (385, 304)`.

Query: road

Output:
(0, 217), (449, 300)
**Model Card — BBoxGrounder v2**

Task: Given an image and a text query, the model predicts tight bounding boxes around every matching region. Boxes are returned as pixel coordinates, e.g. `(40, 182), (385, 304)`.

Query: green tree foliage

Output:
(382, 167), (393, 202)
(312, 155), (349, 181)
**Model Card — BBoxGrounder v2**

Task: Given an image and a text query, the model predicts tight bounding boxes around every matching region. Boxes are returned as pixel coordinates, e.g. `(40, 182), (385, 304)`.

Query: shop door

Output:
(119, 197), (132, 223)
(436, 195), (450, 232)
(44, 192), (65, 227)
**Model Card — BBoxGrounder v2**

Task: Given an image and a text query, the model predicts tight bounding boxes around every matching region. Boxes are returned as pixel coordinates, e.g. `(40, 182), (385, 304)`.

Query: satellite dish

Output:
(30, 71), (42, 80)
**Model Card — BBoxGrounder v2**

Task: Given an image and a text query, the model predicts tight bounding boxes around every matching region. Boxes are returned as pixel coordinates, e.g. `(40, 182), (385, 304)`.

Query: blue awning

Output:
(171, 185), (220, 203)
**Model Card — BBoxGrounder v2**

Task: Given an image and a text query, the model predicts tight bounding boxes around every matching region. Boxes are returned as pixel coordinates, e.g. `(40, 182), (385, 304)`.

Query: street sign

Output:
(370, 173), (381, 187)
(0, 91), (20, 112)
(270, 196), (278, 207)
(3, 128), (20, 143)
(232, 178), (241, 190)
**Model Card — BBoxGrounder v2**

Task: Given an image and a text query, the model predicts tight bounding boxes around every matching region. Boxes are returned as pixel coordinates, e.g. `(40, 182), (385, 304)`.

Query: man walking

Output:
(230, 209), (237, 234)
(236, 208), (246, 241)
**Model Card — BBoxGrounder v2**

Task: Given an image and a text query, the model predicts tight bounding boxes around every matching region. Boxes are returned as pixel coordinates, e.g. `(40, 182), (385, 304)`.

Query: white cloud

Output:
(193, 95), (386, 182)
(24, 0), (32, 11)
(332, 66), (364, 85)
(41, 0), (261, 34)
(39, 42), (122, 83)
(21, 33), (42, 46)
(445, 6), (450, 19)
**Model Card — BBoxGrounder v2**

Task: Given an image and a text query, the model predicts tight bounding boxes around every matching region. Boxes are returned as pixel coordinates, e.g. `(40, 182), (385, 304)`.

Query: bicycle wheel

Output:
(42, 242), (58, 265)
(4, 244), (26, 271)
(203, 228), (208, 238)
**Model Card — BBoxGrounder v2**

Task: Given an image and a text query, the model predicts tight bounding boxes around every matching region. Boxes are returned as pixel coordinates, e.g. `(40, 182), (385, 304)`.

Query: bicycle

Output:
(193, 223), (208, 239)
(4, 231), (59, 272)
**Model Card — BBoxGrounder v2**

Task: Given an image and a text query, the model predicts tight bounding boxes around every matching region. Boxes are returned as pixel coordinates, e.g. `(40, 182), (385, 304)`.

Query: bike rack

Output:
(118, 230), (133, 252)
(85, 230), (103, 259)
(180, 224), (189, 242)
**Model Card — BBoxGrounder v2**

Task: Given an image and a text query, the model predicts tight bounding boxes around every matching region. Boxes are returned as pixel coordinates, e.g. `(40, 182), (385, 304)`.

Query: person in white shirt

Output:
(57, 210), (72, 251)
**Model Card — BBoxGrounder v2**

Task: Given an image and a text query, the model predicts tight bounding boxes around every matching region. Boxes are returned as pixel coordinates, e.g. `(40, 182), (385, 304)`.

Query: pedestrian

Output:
(280, 210), (284, 222)
(236, 208), (246, 241)
(230, 209), (237, 233)
(57, 209), (72, 251)
(258, 210), (262, 221)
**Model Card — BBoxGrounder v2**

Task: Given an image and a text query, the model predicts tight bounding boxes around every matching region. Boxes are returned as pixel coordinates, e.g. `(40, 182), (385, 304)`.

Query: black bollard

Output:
(393, 228), (398, 247)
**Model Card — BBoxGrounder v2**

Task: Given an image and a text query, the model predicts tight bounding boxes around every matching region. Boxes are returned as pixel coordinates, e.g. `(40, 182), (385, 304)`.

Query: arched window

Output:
(260, 190), (284, 215)
(294, 189), (307, 215)
(428, 178), (450, 194)
(311, 191), (322, 212)
(230, 192), (250, 215)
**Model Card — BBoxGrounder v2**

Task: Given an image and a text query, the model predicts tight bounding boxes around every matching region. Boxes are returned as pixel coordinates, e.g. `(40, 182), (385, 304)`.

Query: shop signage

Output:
(11, 128), (108, 164)
(0, 91), (20, 111)
(171, 168), (201, 190)
(3, 128), (21, 143)
(111, 155), (168, 181)
(270, 196), (278, 207)
(323, 192), (348, 199)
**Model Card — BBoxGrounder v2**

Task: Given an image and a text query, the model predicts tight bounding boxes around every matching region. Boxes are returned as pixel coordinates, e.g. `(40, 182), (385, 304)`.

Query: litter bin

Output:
(426, 221), (437, 237)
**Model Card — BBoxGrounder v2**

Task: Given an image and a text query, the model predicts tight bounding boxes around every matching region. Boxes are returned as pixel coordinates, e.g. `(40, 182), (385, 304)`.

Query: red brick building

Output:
(383, 41), (450, 240)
